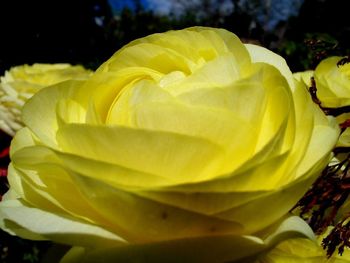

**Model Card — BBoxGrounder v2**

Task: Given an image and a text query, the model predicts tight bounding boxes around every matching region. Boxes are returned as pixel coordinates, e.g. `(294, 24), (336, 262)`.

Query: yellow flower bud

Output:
(314, 56), (350, 108)
(294, 58), (350, 148)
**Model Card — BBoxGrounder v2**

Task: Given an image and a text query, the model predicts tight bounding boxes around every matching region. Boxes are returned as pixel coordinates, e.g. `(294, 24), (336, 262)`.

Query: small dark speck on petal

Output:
(161, 211), (168, 220)
(210, 226), (217, 232)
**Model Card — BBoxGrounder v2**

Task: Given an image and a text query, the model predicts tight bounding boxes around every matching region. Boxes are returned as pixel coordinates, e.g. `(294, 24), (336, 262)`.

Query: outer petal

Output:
(60, 216), (314, 263)
(66, 173), (243, 242)
(0, 199), (125, 248)
(56, 124), (226, 182)
(245, 44), (295, 90)
(22, 80), (88, 148)
(8, 127), (116, 228)
(293, 70), (314, 87)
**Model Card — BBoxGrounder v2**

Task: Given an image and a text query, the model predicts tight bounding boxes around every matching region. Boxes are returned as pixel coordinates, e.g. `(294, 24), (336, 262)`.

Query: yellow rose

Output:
(0, 63), (91, 136)
(257, 228), (350, 263)
(0, 28), (339, 262)
(314, 56), (350, 108)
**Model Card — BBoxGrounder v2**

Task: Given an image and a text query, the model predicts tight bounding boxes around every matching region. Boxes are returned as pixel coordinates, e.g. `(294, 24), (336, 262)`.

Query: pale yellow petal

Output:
(57, 124), (225, 182)
(22, 80), (87, 147)
(164, 54), (242, 95)
(15, 145), (174, 189)
(86, 68), (162, 122)
(161, 121), (291, 193)
(0, 199), (125, 247)
(10, 138), (112, 225)
(104, 43), (196, 74)
(212, 174), (318, 234)
(245, 44), (295, 90)
(293, 70), (314, 87)
(60, 216), (313, 263)
(9, 127), (37, 156)
(106, 79), (174, 126)
(69, 174), (243, 242)
(177, 79), (266, 120)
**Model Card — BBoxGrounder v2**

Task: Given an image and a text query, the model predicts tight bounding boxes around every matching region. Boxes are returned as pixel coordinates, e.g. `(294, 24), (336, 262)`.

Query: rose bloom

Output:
(0, 28), (339, 262)
(0, 63), (91, 136)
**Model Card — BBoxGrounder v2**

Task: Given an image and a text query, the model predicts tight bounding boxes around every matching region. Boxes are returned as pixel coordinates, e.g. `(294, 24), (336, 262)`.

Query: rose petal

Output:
(0, 199), (125, 247)
(60, 216), (314, 263)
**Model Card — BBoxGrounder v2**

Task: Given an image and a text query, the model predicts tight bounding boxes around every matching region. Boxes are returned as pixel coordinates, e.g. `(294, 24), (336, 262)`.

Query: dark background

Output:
(1, 0), (350, 75)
